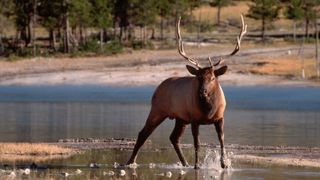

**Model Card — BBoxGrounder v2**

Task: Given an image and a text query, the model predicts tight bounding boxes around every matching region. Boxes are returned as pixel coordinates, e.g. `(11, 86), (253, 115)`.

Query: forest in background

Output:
(0, 0), (319, 59)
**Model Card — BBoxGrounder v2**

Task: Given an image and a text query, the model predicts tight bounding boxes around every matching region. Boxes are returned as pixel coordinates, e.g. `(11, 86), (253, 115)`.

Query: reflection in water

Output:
(0, 85), (319, 147)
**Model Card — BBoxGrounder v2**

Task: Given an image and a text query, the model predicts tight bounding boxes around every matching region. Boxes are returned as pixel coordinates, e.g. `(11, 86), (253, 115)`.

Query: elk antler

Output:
(209, 14), (247, 63)
(176, 17), (201, 68)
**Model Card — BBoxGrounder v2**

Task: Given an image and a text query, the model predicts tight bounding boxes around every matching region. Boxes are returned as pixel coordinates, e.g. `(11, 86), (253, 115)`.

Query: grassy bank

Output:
(0, 143), (79, 162)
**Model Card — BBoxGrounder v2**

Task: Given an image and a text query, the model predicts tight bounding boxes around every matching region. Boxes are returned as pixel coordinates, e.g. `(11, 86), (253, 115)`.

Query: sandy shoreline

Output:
(0, 45), (319, 87)
(0, 69), (317, 87)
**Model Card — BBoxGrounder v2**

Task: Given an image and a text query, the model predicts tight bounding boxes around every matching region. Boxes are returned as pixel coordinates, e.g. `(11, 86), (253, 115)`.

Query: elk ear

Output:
(186, 65), (199, 76)
(214, 66), (228, 77)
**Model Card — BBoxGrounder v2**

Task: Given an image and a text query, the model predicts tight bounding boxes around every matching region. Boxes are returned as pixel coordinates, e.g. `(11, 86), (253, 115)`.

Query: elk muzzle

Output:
(200, 88), (208, 98)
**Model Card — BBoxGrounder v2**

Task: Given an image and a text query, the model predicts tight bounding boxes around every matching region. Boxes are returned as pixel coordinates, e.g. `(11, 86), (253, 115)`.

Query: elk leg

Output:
(214, 119), (228, 168)
(170, 120), (189, 167)
(127, 114), (166, 165)
(191, 123), (200, 169)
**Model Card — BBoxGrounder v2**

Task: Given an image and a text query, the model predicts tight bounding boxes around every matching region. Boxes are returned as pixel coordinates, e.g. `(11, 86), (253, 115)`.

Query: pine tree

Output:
(130, 0), (157, 45)
(69, 0), (93, 45)
(113, 0), (130, 41)
(301, 0), (318, 38)
(210, 0), (232, 25)
(14, 0), (36, 47)
(90, 0), (112, 51)
(247, 0), (281, 41)
(285, 0), (304, 41)
(0, 0), (15, 53)
(156, 0), (172, 40)
(38, 0), (64, 51)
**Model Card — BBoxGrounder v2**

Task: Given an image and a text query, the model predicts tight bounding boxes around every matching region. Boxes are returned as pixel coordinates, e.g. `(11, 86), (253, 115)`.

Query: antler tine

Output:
(176, 17), (201, 68)
(229, 14), (247, 56)
(208, 57), (222, 67)
(208, 57), (213, 67)
(209, 14), (247, 61)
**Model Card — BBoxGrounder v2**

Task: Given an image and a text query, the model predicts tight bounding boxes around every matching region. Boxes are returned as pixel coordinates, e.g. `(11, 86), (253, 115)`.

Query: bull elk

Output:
(127, 15), (247, 169)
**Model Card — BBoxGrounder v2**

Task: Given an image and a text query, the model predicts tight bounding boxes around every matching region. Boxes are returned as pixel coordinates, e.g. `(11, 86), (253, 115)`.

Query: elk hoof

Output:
(194, 164), (200, 170)
(183, 162), (190, 167)
(220, 156), (229, 169)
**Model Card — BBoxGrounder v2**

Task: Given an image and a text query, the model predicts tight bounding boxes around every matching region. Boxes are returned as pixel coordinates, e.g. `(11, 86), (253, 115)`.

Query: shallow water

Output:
(1, 148), (320, 179)
(0, 85), (319, 147)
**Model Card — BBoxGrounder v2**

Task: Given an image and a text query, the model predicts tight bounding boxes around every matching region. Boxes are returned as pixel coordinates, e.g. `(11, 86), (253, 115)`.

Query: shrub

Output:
(104, 40), (123, 55)
(131, 40), (154, 50)
(78, 39), (100, 52)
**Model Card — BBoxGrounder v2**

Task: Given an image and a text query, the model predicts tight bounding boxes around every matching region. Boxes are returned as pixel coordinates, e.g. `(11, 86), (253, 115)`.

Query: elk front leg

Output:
(214, 119), (228, 168)
(191, 123), (200, 169)
(170, 120), (189, 167)
(127, 114), (166, 165)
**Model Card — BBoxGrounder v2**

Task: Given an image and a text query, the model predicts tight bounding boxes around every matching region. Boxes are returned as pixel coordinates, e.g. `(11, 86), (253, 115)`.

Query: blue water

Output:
(0, 85), (319, 110)
(0, 85), (154, 102)
(0, 85), (319, 147)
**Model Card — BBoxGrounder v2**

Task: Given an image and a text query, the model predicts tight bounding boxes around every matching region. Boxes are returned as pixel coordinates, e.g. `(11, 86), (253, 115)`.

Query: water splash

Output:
(201, 149), (233, 179)
(157, 162), (191, 169)
(201, 149), (221, 170)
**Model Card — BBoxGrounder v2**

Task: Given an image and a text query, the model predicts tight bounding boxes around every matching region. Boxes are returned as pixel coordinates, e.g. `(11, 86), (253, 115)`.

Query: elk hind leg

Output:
(127, 113), (166, 165)
(170, 119), (189, 167)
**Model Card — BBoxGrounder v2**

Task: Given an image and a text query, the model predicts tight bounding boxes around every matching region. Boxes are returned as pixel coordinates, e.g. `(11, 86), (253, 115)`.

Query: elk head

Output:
(176, 15), (247, 98)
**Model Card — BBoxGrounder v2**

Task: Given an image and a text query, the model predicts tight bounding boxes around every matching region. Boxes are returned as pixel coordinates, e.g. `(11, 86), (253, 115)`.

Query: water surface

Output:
(1, 148), (320, 180)
(0, 85), (319, 147)
(0, 85), (320, 179)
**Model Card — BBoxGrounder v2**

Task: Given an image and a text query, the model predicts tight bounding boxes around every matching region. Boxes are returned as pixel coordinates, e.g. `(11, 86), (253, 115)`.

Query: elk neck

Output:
(197, 77), (224, 120)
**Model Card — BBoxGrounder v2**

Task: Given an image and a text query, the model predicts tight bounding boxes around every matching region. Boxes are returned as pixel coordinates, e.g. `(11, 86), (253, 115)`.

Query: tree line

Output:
(0, 0), (201, 56)
(0, 0), (319, 57)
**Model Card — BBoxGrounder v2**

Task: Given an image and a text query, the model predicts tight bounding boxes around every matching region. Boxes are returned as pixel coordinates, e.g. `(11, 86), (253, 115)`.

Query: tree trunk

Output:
(315, 17), (319, 78)
(305, 18), (309, 39)
(49, 29), (56, 51)
(103, 28), (108, 42)
(143, 26), (147, 46)
(0, 33), (4, 54)
(113, 20), (117, 40)
(160, 15), (164, 40)
(217, 5), (221, 26)
(140, 26), (143, 42)
(262, 17), (266, 41)
(299, 35), (306, 79)
(124, 26), (127, 42)
(293, 21), (297, 42)
(198, 11), (202, 47)
(197, 19), (200, 47)
(32, 0), (37, 57)
(83, 27), (87, 44)
(150, 26), (155, 40)
(128, 26), (132, 41)
(16, 30), (21, 49)
(64, 0), (70, 53)
(27, 21), (32, 47)
(20, 28), (26, 46)
(119, 26), (123, 42)
(79, 26), (84, 44)
(100, 28), (103, 52)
